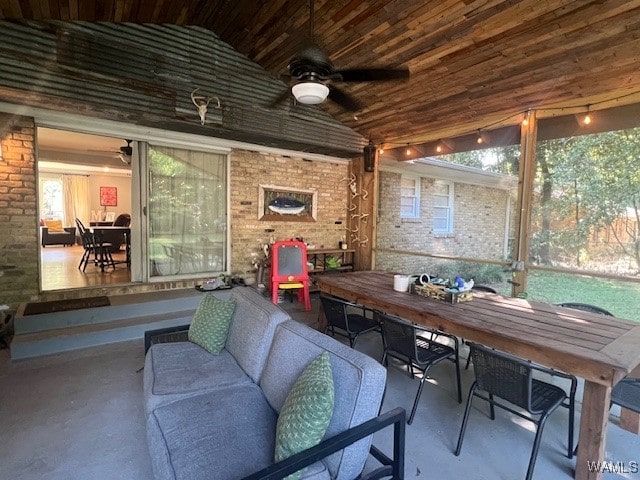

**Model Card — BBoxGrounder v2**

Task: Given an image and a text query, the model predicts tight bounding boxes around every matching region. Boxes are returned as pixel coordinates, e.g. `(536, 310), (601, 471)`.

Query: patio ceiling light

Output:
(292, 82), (330, 105)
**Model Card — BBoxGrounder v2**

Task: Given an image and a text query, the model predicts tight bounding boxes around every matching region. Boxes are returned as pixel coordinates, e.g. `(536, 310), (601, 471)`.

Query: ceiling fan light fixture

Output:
(292, 82), (330, 104)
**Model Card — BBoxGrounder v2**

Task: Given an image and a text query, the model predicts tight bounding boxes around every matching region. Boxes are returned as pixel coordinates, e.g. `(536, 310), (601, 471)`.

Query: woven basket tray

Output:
(414, 284), (473, 304)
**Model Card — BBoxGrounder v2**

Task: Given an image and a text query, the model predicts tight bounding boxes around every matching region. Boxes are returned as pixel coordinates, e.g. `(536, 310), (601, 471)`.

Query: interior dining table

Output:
(316, 270), (640, 480)
(89, 225), (131, 270)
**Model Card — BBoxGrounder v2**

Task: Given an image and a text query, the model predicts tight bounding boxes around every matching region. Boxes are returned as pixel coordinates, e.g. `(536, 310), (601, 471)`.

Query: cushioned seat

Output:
(149, 384), (277, 480)
(40, 219), (76, 247)
(143, 342), (252, 414)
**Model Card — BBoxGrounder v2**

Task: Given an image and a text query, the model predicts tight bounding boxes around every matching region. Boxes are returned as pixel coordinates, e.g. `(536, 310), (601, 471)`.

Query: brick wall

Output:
(376, 170), (512, 272)
(0, 124), (350, 306)
(0, 114), (39, 308)
(230, 149), (348, 280)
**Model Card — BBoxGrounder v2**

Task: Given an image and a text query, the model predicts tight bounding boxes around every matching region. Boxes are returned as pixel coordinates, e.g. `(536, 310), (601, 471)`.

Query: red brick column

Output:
(0, 114), (39, 308)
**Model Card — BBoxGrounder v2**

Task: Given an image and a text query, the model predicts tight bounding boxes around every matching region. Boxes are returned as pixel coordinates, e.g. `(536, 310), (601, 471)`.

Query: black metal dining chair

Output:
(557, 303), (640, 454)
(611, 376), (640, 415)
(377, 311), (462, 425)
(556, 302), (614, 317)
(455, 342), (576, 480)
(464, 285), (498, 370)
(319, 294), (380, 348)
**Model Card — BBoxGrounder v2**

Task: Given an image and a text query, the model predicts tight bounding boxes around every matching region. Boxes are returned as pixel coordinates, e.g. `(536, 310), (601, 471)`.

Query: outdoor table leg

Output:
(575, 381), (611, 480)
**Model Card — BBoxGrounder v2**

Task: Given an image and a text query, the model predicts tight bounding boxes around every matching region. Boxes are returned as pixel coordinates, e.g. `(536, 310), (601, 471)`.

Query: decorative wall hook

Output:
(191, 88), (221, 125)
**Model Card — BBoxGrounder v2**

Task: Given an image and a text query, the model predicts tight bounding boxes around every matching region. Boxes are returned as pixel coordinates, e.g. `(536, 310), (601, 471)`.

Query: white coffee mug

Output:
(393, 274), (410, 292)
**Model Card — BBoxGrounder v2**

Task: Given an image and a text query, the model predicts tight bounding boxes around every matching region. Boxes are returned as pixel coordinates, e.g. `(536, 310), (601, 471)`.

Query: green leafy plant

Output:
(325, 256), (341, 269)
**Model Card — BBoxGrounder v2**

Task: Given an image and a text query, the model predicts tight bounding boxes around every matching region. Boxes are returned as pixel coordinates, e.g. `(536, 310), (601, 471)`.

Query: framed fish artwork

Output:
(258, 185), (317, 222)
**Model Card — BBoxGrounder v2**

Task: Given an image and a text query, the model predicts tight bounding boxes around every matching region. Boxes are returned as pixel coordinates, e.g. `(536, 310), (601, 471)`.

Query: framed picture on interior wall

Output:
(100, 186), (118, 207)
(258, 185), (317, 222)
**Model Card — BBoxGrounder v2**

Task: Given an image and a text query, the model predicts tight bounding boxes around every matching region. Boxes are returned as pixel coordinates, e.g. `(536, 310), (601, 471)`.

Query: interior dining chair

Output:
(377, 311), (462, 425)
(319, 294), (380, 348)
(270, 240), (311, 311)
(75, 218), (115, 272)
(455, 342), (577, 480)
(75, 218), (96, 271)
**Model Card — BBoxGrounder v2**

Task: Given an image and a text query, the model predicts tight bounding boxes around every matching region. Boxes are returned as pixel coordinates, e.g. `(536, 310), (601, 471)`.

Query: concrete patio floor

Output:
(1, 292), (638, 479)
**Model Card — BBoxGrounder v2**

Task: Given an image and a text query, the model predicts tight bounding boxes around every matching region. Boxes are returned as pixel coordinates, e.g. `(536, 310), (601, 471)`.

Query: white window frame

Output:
(433, 180), (454, 233)
(400, 175), (420, 219)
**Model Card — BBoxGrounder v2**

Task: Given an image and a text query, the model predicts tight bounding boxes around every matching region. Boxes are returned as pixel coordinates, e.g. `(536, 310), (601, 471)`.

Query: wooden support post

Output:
(512, 110), (537, 297)
(348, 150), (377, 271)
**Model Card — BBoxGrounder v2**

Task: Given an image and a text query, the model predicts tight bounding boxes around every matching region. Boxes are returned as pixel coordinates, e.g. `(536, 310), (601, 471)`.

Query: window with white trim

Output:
(400, 175), (420, 218)
(433, 181), (454, 233)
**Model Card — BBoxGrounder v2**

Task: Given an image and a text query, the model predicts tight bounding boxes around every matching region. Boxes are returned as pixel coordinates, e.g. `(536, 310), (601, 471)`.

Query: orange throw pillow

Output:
(44, 220), (64, 232)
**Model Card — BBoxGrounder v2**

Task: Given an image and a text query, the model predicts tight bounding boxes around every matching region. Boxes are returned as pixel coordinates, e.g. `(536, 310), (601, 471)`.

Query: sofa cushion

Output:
(147, 381), (330, 480)
(275, 352), (334, 480)
(147, 383), (276, 480)
(261, 321), (386, 480)
(225, 287), (290, 383)
(188, 294), (236, 355)
(143, 342), (252, 415)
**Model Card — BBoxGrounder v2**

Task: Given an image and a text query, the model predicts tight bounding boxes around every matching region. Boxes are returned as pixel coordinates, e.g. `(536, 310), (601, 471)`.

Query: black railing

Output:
(242, 407), (406, 480)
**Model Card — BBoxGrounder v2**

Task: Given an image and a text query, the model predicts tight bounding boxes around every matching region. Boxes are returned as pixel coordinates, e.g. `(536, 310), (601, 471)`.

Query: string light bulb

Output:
(405, 144), (411, 156)
(583, 106), (592, 125)
(476, 131), (484, 144)
(378, 147), (384, 155)
(436, 144), (443, 153)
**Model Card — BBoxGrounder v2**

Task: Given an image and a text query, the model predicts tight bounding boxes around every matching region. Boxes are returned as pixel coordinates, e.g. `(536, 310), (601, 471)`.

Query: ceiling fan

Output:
(118, 139), (132, 164)
(272, 0), (409, 111)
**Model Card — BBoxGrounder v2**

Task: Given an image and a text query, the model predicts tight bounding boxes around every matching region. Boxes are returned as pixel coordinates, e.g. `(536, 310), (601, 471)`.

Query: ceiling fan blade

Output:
(328, 86), (361, 112)
(268, 89), (293, 108)
(333, 67), (410, 82)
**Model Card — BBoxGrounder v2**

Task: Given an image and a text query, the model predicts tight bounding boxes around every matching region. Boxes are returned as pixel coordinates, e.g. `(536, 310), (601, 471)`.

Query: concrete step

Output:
(10, 289), (233, 360)
(14, 289), (206, 334)
(10, 310), (194, 360)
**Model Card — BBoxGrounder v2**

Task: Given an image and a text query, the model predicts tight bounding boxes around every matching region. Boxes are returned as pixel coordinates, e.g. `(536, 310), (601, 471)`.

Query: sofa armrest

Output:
(242, 407), (406, 480)
(64, 227), (76, 235)
(144, 323), (191, 353)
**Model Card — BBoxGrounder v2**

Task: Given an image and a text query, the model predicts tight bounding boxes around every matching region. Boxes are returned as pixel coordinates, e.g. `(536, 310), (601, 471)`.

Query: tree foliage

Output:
(532, 129), (640, 274)
(442, 145), (520, 175)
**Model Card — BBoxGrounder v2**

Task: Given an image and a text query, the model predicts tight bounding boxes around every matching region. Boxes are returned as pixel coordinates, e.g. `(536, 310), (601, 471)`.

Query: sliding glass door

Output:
(147, 145), (228, 278)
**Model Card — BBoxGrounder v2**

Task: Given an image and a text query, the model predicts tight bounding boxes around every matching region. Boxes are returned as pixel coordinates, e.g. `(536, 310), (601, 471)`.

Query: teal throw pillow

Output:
(274, 351), (334, 480)
(188, 294), (236, 355)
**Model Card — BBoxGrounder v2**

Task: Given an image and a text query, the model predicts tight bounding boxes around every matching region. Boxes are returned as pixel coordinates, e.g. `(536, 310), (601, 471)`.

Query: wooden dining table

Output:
(316, 270), (640, 480)
(89, 226), (131, 270)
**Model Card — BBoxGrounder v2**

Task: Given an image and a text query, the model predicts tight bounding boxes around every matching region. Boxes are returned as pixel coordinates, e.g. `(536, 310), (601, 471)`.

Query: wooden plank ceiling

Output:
(2, 0), (640, 153)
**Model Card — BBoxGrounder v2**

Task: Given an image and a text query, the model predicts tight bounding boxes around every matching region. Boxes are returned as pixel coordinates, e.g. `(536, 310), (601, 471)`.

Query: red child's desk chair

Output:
(270, 240), (311, 311)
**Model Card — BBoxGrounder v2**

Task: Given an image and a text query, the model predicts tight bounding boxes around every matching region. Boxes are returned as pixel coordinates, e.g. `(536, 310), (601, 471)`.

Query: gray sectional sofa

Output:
(143, 287), (405, 480)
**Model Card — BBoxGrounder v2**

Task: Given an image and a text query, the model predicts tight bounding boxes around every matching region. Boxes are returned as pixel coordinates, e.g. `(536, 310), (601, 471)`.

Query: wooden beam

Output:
(347, 149), (377, 271)
(512, 109), (537, 297)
